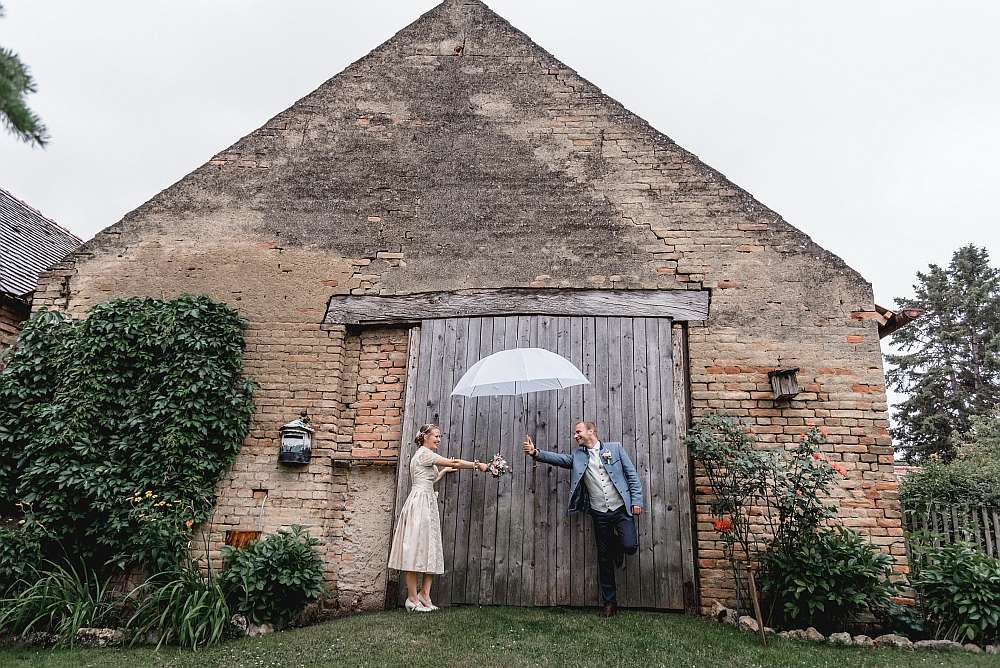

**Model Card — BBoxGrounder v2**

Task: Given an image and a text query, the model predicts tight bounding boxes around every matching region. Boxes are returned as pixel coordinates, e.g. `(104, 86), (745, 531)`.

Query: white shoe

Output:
(405, 598), (432, 612)
(417, 594), (439, 611)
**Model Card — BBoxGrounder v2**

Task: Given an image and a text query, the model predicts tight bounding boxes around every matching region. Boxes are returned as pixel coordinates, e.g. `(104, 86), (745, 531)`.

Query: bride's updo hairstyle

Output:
(414, 423), (439, 447)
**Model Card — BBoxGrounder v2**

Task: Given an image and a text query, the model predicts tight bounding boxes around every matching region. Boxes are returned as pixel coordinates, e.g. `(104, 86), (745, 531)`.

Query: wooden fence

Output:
(904, 504), (1000, 560)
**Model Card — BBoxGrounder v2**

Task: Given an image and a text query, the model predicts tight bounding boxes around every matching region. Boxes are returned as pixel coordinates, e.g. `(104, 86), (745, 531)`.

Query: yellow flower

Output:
(145, 490), (153, 497)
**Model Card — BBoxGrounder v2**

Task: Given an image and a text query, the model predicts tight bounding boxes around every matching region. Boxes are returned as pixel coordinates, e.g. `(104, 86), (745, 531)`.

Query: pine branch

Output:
(0, 37), (49, 146)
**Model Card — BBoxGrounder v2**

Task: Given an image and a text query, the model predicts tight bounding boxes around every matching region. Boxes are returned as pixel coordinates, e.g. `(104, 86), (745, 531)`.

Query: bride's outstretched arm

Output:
(436, 456), (487, 473)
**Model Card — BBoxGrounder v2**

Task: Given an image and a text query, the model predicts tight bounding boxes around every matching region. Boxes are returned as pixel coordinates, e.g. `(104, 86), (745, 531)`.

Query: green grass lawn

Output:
(2, 606), (997, 668)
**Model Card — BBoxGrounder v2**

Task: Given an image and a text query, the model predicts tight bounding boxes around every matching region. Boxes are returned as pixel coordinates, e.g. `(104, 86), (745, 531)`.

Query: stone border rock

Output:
(708, 603), (1000, 654)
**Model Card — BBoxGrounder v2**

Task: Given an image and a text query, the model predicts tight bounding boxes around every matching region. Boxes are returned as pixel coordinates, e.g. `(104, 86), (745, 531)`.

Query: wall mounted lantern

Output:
(278, 412), (314, 465)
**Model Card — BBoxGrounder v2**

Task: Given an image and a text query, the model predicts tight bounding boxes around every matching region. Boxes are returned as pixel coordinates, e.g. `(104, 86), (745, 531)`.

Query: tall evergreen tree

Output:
(0, 2), (48, 147)
(887, 245), (1000, 462)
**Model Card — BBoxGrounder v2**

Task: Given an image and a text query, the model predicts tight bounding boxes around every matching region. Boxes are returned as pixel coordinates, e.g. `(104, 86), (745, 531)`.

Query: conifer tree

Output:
(0, 2), (48, 147)
(887, 245), (1000, 462)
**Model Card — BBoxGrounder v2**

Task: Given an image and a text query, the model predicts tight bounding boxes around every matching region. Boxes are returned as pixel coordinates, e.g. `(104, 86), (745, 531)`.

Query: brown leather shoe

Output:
(599, 603), (618, 618)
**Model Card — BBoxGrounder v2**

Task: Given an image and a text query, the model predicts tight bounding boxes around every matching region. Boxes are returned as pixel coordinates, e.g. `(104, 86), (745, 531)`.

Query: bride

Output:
(387, 423), (487, 612)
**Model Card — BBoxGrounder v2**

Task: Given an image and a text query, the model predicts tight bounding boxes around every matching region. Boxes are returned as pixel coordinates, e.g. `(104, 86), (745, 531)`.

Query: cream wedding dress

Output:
(387, 446), (445, 574)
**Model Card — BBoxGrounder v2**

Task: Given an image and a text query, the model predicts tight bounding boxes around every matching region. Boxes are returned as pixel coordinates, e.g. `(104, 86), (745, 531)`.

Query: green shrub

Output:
(0, 296), (255, 573)
(911, 541), (1000, 644)
(220, 526), (326, 627)
(686, 414), (781, 559)
(900, 414), (1000, 508)
(0, 560), (119, 645)
(0, 524), (43, 594)
(126, 563), (229, 650)
(690, 415), (899, 630)
(759, 527), (898, 632)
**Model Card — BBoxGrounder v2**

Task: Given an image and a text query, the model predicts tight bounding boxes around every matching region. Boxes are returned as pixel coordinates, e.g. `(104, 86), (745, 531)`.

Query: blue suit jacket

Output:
(534, 442), (644, 516)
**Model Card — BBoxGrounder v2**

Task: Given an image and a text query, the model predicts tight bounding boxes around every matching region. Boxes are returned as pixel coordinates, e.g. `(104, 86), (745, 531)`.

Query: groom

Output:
(522, 421), (643, 617)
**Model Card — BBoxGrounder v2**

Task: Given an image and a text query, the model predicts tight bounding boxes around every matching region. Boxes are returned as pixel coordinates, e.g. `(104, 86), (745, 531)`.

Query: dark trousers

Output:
(591, 505), (638, 604)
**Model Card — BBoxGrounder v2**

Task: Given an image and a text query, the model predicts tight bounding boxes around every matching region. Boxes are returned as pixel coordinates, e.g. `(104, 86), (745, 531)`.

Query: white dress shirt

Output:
(582, 442), (625, 513)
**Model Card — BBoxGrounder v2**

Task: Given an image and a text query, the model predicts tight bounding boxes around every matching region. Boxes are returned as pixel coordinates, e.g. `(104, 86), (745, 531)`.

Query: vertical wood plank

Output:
(466, 318), (503, 604)
(425, 319), (448, 426)
(618, 318), (641, 607)
(530, 316), (549, 606)
(452, 318), (487, 605)
(568, 316), (586, 607)
(521, 316), (539, 606)
(435, 318), (461, 605)
(656, 319), (682, 609)
(582, 316), (599, 606)
(595, 316), (611, 440)
(490, 315), (519, 604)
(672, 322), (697, 610)
(541, 315), (560, 608)
(507, 316), (535, 605)
(506, 316), (532, 605)
(452, 318), (480, 603)
(632, 318), (655, 608)
(554, 316), (573, 604)
(486, 317), (508, 600)
(388, 325), (422, 605)
(605, 317), (628, 604)
(644, 317), (668, 608)
(970, 506), (983, 551)
(393, 326), (423, 527)
(992, 510), (1000, 559)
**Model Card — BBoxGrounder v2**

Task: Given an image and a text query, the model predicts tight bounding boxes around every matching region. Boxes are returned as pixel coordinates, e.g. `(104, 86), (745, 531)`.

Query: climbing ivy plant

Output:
(0, 296), (255, 577)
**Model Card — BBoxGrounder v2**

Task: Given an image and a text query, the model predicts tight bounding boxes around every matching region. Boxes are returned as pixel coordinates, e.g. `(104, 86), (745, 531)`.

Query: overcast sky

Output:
(2, 1), (998, 387)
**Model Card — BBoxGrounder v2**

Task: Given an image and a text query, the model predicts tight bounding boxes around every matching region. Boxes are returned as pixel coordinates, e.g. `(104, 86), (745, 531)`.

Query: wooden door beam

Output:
(325, 288), (710, 325)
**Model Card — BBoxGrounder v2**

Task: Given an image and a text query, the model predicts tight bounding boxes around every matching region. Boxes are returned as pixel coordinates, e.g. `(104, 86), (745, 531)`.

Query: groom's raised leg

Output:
(614, 508), (638, 556)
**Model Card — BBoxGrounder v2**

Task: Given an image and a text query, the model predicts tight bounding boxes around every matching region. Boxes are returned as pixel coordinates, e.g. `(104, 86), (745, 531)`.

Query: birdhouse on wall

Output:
(768, 368), (800, 400)
(278, 413), (314, 465)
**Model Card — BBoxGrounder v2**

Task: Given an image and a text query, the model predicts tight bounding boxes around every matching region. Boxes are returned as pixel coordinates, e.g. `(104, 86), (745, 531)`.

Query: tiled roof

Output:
(0, 188), (81, 298)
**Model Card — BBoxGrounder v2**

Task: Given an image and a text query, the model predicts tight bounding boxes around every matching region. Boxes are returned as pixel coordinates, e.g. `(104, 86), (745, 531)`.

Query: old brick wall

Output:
(0, 294), (29, 353)
(32, 235), (411, 607)
(687, 323), (901, 610)
(30, 0), (904, 613)
(334, 327), (408, 611)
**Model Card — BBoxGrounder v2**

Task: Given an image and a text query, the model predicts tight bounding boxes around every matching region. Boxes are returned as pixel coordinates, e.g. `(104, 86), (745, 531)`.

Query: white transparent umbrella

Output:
(451, 347), (590, 397)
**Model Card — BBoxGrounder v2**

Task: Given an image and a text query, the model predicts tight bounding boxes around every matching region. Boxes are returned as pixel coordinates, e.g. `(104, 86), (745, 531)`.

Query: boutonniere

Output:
(601, 450), (612, 462)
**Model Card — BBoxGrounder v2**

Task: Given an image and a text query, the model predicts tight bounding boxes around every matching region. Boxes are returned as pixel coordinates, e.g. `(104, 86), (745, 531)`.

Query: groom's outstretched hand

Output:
(522, 436), (538, 457)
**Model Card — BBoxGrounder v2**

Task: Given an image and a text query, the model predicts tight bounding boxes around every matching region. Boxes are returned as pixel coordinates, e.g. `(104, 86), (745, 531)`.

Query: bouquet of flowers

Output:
(486, 453), (510, 478)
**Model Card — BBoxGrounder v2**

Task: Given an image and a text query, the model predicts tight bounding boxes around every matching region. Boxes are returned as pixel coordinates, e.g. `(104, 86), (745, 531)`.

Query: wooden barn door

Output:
(392, 315), (693, 610)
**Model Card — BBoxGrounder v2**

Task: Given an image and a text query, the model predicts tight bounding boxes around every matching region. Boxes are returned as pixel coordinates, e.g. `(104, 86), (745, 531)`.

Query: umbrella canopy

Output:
(451, 347), (590, 397)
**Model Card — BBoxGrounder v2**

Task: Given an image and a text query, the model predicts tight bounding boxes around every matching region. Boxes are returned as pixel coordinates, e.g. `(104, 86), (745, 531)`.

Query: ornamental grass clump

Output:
(220, 526), (326, 628)
(126, 562), (230, 650)
(0, 560), (120, 646)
